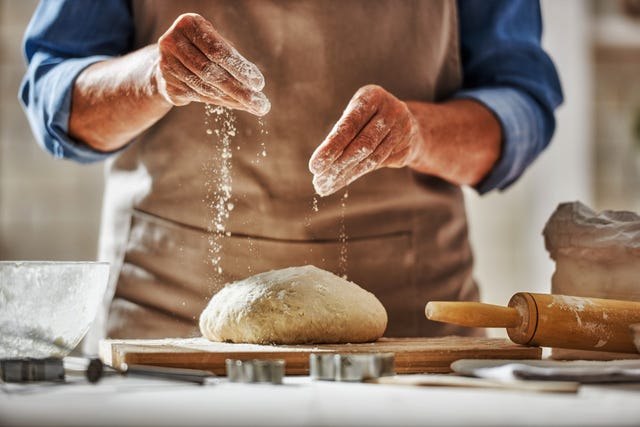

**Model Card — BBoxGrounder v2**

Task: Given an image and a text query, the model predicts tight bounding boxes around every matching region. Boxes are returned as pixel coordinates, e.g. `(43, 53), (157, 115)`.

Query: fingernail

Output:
(312, 175), (334, 197)
(244, 64), (265, 92)
(250, 73), (265, 92)
(313, 175), (327, 187)
(310, 151), (330, 174)
(230, 47), (266, 91)
(250, 92), (271, 116)
(309, 159), (322, 175)
(309, 161), (324, 175)
(312, 175), (325, 192)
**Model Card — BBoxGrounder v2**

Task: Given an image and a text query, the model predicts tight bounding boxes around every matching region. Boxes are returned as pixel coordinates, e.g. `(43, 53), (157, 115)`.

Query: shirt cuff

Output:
(452, 87), (546, 194)
(22, 55), (124, 163)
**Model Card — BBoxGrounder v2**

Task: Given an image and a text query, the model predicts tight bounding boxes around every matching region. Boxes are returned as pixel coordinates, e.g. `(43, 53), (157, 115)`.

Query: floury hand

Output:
(155, 13), (270, 116)
(309, 84), (503, 197)
(309, 85), (422, 197)
(69, 14), (272, 151)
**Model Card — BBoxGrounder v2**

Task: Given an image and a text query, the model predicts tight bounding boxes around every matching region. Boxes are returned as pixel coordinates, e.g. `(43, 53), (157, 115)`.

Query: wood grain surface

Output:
(100, 337), (541, 375)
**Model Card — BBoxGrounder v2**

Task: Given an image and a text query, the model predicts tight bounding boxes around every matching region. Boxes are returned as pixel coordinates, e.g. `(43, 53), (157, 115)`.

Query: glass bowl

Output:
(0, 261), (110, 358)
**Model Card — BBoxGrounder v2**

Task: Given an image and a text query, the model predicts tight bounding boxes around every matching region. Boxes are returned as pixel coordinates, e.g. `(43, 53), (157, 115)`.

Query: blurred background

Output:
(1, 1), (639, 316)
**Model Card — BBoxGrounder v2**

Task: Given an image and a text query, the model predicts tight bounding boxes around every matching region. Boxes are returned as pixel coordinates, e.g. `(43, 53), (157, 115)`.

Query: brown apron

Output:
(87, 0), (480, 348)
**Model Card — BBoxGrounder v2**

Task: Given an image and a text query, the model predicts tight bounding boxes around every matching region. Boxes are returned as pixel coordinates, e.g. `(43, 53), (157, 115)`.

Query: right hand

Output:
(154, 13), (270, 116)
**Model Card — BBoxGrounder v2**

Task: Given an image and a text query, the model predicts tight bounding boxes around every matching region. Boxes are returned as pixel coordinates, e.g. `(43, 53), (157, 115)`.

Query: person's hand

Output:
(154, 13), (270, 115)
(309, 85), (422, 196)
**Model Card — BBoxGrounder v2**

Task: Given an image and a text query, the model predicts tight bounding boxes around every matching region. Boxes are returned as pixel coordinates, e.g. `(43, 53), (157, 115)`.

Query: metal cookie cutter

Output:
(309, 353), (395, 382)
(0, 358), (65, 383)
(225, 359), (285, 384)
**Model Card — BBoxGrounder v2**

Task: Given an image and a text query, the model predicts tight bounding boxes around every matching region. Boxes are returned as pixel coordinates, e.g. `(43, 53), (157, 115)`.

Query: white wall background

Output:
(0, 0), (104, 261)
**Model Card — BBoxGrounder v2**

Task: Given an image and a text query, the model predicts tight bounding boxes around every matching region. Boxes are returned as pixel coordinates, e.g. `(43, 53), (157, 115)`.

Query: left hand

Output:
(309, 85), (422, 196)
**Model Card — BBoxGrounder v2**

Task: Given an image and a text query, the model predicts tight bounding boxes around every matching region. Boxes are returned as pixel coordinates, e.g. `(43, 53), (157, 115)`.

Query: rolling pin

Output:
(425, 293), (640, 354)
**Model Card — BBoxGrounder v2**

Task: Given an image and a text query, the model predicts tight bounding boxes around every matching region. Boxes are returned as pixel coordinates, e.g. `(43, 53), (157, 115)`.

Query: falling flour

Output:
(202, 104), (350, 283)
(257, 117), (268, 162)
(203, 104), (236, 287)
(305, 190), (349, 279)
(338, 189), (349, 279)
(203, 106), (270, 286)
(246, 236), (256, 275)
(245, 117), (268, 271)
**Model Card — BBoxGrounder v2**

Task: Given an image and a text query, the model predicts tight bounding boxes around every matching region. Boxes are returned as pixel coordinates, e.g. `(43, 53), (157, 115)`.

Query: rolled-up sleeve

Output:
(19, 0), (134, 163)
(455, 0), (563, 193)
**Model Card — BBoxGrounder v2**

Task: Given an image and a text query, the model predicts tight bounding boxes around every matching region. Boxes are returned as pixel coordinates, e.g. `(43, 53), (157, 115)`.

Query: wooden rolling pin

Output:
(425, 293), (640, 354)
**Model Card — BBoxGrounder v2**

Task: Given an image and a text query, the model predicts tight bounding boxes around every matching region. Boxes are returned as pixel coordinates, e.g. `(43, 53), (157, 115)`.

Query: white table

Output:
(2, 375), (639, 426)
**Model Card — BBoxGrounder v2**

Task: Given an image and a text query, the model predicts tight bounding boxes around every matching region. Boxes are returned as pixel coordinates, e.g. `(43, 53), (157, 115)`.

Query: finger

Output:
(162, 60), (248, 111)
(309, 92), (378, 175)
(313, 132), (393, 197)
(181, 15), (265, 91)
(313, 120), (409, 197)
(312, 143), (379, 197)
(161, 54), (224, 98)
(163, 33), (269, 115)
(342, 105), (415, 171)
(312, 149), (375, 197)
(329, 116), (391, 175)
(381, 115), (419, 168)
(166, 80), (246, 111)
(194, 62), (269, 115)
(313, 170), (348, 197)
(312, 113), (392, 197)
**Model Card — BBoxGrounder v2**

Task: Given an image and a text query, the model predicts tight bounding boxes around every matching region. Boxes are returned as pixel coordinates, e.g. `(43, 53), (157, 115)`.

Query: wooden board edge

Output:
(99, 337), (542, 374)
(98, 339), (115, 367)
(122, 350), (314, 375)
(115, 347), (541, 376)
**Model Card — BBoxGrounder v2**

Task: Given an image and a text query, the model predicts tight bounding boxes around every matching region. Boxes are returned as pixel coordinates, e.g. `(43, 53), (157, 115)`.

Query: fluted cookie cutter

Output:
(309, 353), (395, 382)
(225, 359), (285, 384)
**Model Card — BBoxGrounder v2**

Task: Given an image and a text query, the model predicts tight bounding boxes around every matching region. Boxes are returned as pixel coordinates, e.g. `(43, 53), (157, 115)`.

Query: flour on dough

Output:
(199, 265), (387, 344)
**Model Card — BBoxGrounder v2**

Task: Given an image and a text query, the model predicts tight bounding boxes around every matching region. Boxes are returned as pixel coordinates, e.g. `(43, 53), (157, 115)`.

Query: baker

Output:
(20, 0), (562, 349)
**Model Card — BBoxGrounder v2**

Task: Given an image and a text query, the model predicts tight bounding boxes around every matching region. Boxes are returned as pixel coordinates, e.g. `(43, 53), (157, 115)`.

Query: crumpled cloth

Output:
(452, 359), (640, 384)
(543, 201), (640, 262)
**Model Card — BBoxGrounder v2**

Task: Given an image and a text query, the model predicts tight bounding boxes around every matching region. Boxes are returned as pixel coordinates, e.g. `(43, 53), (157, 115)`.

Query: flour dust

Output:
(203, 104), (349, 283)
(305, 189), (349, 279)
(203, 106), (269, 286)
(257, 117), (268, 162)
(245, 117), (268, 271)
(338, 189), (349, 279)
(203, 104), (235, 288)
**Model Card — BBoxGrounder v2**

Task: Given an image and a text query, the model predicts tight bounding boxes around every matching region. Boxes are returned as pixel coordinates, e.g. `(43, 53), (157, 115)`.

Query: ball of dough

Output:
(199, 265), (387, 344)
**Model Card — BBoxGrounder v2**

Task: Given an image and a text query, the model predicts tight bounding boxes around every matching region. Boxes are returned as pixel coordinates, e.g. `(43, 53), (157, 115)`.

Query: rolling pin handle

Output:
(425, 301), (522, 328)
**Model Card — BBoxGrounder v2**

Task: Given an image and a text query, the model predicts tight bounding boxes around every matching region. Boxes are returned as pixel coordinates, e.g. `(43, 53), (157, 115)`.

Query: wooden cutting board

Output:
(99, 337), (541, 375)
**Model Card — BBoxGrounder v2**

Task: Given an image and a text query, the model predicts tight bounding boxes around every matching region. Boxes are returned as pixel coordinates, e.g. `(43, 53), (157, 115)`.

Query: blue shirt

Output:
(20, 0), (562, 194)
